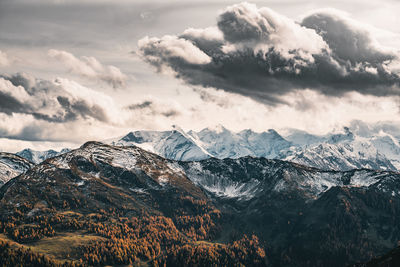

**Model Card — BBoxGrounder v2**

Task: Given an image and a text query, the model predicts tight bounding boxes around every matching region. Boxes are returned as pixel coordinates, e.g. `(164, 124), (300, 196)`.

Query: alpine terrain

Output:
(1, 141), (400, 266)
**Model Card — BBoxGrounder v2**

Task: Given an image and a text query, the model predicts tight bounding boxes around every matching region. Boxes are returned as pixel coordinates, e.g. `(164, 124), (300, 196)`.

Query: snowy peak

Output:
(17, 148), (70, 164)
(115, 129), (210, 161)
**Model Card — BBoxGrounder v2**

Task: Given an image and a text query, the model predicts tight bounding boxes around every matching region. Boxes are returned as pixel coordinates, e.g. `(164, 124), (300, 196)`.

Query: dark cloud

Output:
(127, 100), (153, 110)
(2, 72), (36, 91)
(0, 91), (25, 115)
(301, 12), (394, 64)
(0, 73), (110, 123)
(126, 99), (181, 118)
(138, 2), (400, 104)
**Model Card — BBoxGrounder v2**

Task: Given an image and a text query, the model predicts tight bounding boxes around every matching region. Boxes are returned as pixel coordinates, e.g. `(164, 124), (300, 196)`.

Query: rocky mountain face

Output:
(2, 142), (400, 266)
(112, 125), (400, 172)
(178, 157), (400, 266)
(0, 152), (33, 186)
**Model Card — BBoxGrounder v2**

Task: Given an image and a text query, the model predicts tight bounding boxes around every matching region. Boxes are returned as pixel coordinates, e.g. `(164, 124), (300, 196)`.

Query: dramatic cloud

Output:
(0, 51), (9, 67)
(138, 2), (400, 104)
(48, 49), (127, 88)
(0, 73), (114, 123)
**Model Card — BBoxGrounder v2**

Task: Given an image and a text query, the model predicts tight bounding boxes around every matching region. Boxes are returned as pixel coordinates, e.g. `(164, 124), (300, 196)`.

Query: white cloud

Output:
(0, 73), (123, 123)
(138, 35), (212, 71)
(48, 49), (127, 88)
(0, 51), (10, 67)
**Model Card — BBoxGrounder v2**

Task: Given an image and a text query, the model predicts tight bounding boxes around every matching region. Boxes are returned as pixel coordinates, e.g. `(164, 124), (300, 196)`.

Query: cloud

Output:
(0, 72), (114, 123)
(0, 72), (188, 143)
(138, 2), (400, 104)
(138, 35), (212, 70)
(126, 98), (182, 118)
(48, 49), (127, 88)
(0, 51), (10, 67)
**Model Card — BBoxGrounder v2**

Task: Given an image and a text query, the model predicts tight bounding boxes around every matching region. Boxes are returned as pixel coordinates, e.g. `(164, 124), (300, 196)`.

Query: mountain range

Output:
(4, 123), (399, 188)
(2, 123), (400, 266)
(113, 124), (400, 172)
(12, 122), (400, 175)
(1, 141), (400, 266)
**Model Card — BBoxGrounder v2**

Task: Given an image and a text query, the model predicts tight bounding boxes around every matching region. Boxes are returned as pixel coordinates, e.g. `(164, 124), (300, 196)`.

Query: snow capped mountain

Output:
(114, 125), (292, 161)
(111, 125), (400, 171)
(113, 126), (210, 161)
(281, 127), (400, 171)
(188, 126), (291, 159)
(282, 140), (397, 171)
(370, 133), (400, 169)
(0, 152), (33, 186)
(16, 148), (71, 164)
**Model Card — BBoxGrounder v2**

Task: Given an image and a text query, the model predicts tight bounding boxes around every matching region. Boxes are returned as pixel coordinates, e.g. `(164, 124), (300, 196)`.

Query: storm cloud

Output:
(0, 72), (111, 123)
(138, 2), (400, 104)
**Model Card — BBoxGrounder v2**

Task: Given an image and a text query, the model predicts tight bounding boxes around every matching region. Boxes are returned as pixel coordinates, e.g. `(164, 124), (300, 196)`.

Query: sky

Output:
(1, 0), (400, 152)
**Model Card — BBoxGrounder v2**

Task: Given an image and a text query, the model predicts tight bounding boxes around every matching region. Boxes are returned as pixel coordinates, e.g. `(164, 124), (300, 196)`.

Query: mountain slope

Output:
(178, 157), (400, 266)
(0, 152), (33, 186)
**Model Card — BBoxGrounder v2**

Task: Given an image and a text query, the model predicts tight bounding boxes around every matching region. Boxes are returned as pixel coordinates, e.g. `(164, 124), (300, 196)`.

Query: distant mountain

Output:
(114, 126), (211, 161)
(16, 148), (70, 164)
(113, 125), (292, 161)
(112, 125), (400, 171)
(2, 142), (400, 266)
(0, 152), (33, 186)
(282, 142), (396, 171)
(190, 126), (291, 159)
